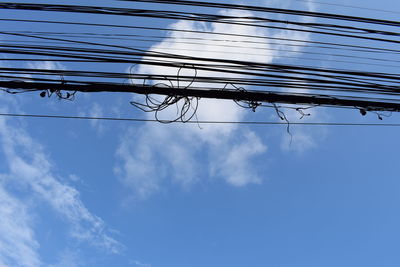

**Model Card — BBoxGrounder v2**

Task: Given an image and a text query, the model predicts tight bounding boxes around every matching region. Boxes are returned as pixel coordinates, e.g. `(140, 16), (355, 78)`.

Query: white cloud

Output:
(116, 2), (322, 198)
(83, 102), (106, 135)
(263, 0), (326, 152)
(0, 56), (122, 265)
(211, 131), (267, 187)
(0, 59), (121, 253)
(116, 11), (272, 197)
(27, 61), (65, 72)
(48, 250), (82, 267)
(269, 0), (316, 54)
(0, 114), (122, 254)
(68, 174), (80, 182)
(279, 107), (328, 153)
(0, 184), (40, 267)
(130, 259), (152, 267)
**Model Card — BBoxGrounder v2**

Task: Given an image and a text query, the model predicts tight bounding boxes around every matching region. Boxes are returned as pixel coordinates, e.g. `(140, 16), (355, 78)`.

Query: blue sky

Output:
(1, 0), (400, 266)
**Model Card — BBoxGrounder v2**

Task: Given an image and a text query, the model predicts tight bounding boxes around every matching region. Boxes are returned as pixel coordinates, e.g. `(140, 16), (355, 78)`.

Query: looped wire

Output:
(39, 75), (77, 101)
(130, 64), (200, 123)
(222, 83), (261, 112)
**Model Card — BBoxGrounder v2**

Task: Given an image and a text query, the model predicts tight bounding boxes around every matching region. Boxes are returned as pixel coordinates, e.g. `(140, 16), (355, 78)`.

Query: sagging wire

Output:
(129, 64), (201, 123)
(222, 83), (261, 112)
(128, 64), (323, 141)
(39, 76), (77, 100)
(1, 75), (77, 100)
(358, 106), (393, 120)
(222, 82), (322, 145)
(273, 103), (293, 144)
(294, 105), (320, 119)
(1, 80), (37, 94)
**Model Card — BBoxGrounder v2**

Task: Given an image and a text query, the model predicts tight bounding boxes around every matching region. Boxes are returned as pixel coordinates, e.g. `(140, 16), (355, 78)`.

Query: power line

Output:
(1, 112), (399, 127)
(1, 2), (399, 116)
(3, 18), (398, 54)
(8, 30), (400, 55)
(2, 80), (400, 112)
(2, 3), (400, 45)
(5, 31), (400, 65)
(291, 0), (400, 15)
(3, 48), (397, 69)
(117, 0), (400, 27)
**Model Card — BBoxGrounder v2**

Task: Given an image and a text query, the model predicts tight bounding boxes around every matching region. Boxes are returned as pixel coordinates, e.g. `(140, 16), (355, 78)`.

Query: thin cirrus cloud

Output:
(0, 77), (122, 266)
(0, 113), (122, 253)
(0, 185), (40, 267)
(115, 3), (317, 199)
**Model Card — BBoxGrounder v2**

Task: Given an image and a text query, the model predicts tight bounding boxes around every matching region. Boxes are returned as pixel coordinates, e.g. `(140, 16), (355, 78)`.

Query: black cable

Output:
(291, 0), (400, 15)
(9, 30), (400, 55)
(4, 31), (400, 65)
(2, 18), (398, 54)
(1, 3), (400, 44)
(1, 112), (400, 127)
(117, 0), (400, 27)
(2, 34), (399, 82)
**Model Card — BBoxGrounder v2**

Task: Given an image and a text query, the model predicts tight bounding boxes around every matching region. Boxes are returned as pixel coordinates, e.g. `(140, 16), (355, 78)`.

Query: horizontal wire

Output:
(5, 31), (400, 65)
(1, 3), (400, 44)
(1, 2), (399, 116)
(3, 49), (397, 69)
(0, 5), (398, 104)
(3, 64), (399, 87)
(2, 34), (399, 81)
(9, 30), (400, 55)
(2, 60), (400, 91)
(1, 112), (400, 127)
(291, 0), (400, 15)
(116, 0), (400, 27)
(2, 18), (398, 54)
(2, 78), (400, 111)
(3, 30), (399, 80)
(3, 74), (399, 101)
(4, 43), (399, 70)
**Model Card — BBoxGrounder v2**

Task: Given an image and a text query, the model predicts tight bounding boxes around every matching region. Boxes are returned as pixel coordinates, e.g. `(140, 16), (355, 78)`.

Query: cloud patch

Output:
(115, 9), (276, 198)
(116, 1), (322, 198)
(0, 185), (40, 267)
(0, 109), (122, 264)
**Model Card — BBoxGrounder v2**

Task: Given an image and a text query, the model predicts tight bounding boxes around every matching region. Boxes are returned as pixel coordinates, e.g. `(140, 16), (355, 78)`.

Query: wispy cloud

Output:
(0, 116), (121, 253)
(115, 1), (323, 198)
(0, 184), (40, 267)
(47, 249), (83, 267)
(0, 103), (122, 260)
(78, 102), (107, 135)
(115, 9), (280, 198)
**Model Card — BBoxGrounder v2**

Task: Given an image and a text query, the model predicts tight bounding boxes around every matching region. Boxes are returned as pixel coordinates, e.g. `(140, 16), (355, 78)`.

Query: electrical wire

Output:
(1, 112), (400, 127)
(4, 31), (400, 65)
(291, 0), (400, 15)
(116, 0), (400, 27)
(1, 2), (400, 116)
(2, 3), (400, 44)
(2, 18), (399, 54)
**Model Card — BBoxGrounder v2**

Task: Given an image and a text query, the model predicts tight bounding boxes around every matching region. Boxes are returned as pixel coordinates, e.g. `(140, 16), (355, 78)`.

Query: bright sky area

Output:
(0, 0), (400, 266)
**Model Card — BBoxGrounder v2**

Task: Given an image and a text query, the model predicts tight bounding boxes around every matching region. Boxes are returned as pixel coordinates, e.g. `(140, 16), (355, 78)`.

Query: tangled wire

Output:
(222, 83), (262, 112)
(129, 64), (201, 123)
(1, 75), (77, 101)
(128, 64), (322, 135)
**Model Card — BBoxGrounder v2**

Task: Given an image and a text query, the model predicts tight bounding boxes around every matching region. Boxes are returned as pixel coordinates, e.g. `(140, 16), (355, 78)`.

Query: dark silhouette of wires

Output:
(129, 64), (200, 123)
(2, 3), (400, 45)
(1, 1), (400, 124)
(1, 112), (400, 127)
(2, 18), (399, 54)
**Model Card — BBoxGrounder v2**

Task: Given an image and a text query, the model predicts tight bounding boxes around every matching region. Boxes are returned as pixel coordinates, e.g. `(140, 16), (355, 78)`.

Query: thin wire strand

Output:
(1, 112), (400, 127)
(291, 0), (400, 15)
(4, 31), (400, 65)
(2, 18), (399, 54)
